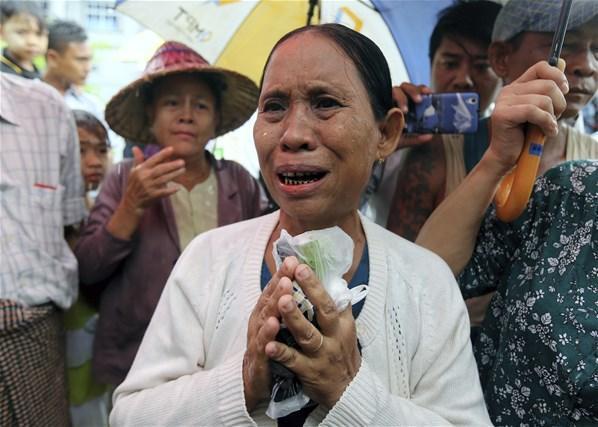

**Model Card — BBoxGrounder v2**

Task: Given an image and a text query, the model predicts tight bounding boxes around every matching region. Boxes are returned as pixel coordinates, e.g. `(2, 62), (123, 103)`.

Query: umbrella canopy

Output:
(115, 0), (451, 86)
(116, 0), (311, 84)
(114, 0), (452, 176)
(113, 29), (163, 63)
(370, 0), (452, 86)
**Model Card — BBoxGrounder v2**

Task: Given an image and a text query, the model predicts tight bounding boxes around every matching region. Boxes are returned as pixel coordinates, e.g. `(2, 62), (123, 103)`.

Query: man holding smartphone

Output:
(389, 0), (597, 240)
(388, 0), (597, 332)
(386, 0), (502, 239)
(360, 0), (502, 227)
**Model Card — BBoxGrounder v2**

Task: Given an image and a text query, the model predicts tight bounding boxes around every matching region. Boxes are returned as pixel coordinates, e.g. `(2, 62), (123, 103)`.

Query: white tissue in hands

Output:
(267, 226), (367, 419)
(273, 226), (354, 310)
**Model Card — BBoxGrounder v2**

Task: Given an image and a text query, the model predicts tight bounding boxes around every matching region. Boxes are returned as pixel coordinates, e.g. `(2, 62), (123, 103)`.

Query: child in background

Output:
(0, 1), (47, 79)
(64, 110), (111, 427)
(73, 109), (111, 208)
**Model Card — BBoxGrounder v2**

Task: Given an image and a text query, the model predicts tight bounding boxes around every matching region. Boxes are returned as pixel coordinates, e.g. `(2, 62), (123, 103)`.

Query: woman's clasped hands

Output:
(243, 256), (361, 412)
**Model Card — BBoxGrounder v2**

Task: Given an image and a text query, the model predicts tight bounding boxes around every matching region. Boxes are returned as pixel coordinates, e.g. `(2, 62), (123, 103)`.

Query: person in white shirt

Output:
(43, 20), (123, 157)
(43, 20), (96, 113)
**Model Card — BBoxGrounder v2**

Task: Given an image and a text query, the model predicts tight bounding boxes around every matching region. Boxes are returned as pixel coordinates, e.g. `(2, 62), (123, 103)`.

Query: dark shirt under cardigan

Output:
(260, 247), (370, 426)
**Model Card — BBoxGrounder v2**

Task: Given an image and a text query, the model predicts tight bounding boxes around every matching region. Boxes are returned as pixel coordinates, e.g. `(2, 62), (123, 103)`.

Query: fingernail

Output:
(296, 265), (310, 280)
(265, 342), (277, 357)
(283, 300), (293, 311)
(560, 79), (569, 93)
(553, 121), (559, 136)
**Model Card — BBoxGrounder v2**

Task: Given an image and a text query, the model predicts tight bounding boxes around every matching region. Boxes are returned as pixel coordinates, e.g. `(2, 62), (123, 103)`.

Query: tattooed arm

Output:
(386, 137), (446, 241)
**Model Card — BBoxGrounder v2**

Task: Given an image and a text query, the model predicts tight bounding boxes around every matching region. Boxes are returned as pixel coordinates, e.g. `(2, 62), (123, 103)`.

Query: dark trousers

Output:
(0, 300), (70, 426)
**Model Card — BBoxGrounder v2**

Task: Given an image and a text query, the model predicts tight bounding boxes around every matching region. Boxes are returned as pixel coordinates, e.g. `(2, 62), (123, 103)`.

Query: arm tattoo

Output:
(387, 142), (446, 241)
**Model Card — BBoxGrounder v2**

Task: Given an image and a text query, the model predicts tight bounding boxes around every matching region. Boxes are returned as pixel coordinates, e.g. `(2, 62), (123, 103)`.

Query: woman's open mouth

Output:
(275, 166), (329, 196)
(278, 171), (327, 185)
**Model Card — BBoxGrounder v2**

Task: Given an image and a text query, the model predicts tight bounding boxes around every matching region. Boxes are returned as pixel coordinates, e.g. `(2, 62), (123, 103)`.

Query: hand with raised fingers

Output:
(121, 146), (187, 217)
(392, 83), (435, 148)
(488, 60), (568, 174)
(243, 256), (299, 412)
(265, 263), (361, 410)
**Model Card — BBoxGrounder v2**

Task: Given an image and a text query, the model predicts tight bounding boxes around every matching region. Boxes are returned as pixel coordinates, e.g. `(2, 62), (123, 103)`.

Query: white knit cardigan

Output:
(111, 211), (491, 426)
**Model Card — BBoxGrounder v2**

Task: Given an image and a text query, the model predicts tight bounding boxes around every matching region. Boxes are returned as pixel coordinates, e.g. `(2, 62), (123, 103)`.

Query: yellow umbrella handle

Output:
(495, 60), (566, 222)
(494, 125), (546, 222)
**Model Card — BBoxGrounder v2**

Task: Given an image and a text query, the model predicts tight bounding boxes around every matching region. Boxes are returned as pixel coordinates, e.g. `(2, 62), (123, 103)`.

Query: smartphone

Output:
(405, 92), (479, 134)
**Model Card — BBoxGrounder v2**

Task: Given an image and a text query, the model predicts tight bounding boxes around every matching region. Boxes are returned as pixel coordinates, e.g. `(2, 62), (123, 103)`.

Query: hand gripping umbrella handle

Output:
(494, 60), (566, 222)
(495, 0), (571, 222)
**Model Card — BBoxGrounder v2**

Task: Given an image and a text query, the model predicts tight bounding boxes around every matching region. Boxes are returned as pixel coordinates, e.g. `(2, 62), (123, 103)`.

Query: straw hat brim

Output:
(105, 66), (259, 144)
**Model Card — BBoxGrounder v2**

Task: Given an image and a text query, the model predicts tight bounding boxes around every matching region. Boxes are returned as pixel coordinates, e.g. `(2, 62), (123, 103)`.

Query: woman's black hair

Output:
(72, 109), (110, 146)
(259, 23), (393, 121)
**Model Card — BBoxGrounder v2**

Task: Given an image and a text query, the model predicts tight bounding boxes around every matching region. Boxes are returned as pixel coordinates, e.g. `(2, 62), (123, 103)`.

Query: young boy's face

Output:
(78, 126), (109, 190)
(0, 13), (48, 63)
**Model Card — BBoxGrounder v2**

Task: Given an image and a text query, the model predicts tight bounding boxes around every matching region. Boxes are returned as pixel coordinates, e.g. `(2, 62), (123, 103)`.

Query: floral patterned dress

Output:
(459, 160), (598, 426)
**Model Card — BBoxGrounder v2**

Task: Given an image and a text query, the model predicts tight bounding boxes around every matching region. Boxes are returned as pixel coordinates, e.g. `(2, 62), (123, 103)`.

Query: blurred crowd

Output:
(1, 0), (596, 426)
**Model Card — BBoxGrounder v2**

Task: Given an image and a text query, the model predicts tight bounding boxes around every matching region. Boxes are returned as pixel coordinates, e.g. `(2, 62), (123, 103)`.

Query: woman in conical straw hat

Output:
(74, 41), (267, 389)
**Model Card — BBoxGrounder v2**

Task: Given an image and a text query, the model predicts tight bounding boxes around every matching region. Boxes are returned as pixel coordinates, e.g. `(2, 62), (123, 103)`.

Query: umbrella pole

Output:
(307, 0), (320, 25)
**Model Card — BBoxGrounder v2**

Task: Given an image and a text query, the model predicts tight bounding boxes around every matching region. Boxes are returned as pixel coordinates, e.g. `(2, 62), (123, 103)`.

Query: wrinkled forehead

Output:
(263, 32), (356, 86)
(151, 73), (217, 98)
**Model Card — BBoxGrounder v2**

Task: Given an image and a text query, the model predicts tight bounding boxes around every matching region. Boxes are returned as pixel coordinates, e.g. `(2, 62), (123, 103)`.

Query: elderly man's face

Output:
(494, 18), (597, 119)
(254, 31), (386, 229)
